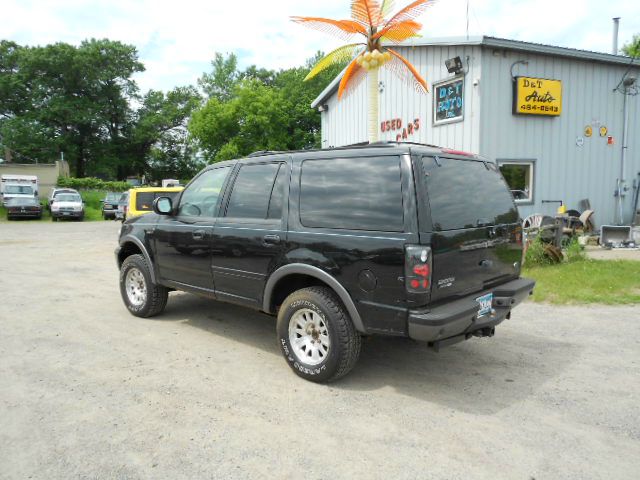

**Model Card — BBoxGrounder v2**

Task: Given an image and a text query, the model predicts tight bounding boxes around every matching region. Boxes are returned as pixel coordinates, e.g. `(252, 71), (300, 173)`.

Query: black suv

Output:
(116, 143), (534, 382)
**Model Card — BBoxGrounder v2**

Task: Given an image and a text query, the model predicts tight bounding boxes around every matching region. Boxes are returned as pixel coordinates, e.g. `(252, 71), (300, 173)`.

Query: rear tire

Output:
(119, 254), (168, 318)
(277, 286), (361, 383)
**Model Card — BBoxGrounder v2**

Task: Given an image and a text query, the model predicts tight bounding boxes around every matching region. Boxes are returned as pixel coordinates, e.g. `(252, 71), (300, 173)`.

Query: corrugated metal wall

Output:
(321, 45), (483, 152)
(321, 79), (368, 148)
(479, 49), (640, 225)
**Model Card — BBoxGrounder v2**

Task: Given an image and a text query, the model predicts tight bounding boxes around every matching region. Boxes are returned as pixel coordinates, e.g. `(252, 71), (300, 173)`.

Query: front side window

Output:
(178, 167), (231, 217)
(299, 156), (404, 231)
(499, 161), (535, 204)
(422, 157), (518, 231)
(226, 163), (281, 219)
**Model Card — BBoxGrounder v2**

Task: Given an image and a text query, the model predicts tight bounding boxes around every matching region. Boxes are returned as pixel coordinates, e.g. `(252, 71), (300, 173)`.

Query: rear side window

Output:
(422, 157), (518, 231)
(300, 156), (404, 231)
(226, 163), (281, 219)
(135, 192), (155, 211)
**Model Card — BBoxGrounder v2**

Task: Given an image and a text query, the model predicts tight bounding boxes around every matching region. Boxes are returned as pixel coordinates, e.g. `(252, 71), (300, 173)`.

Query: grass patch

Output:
(524, 259), (640, 305)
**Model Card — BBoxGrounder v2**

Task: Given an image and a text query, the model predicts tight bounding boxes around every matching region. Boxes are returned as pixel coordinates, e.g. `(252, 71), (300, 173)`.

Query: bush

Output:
(524, 235), (553, 267)
(57, 176), (129, 192)
(565, 237), (586, 263)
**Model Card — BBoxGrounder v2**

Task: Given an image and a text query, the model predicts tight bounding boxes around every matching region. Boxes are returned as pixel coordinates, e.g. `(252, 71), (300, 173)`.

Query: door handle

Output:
(192, 229), (206, 240)
(263, 234), (281, 246)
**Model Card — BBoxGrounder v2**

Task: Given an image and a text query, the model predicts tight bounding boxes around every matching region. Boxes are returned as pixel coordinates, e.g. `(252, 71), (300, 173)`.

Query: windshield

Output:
(105, 192), (121, 202)
(5, 185), (33, 195)
(55, 194), (82, 203)
(6, 197), (39, 206)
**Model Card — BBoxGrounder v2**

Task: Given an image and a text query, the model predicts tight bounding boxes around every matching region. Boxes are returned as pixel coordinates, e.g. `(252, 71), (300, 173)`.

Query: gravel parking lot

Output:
(1, 221), (639, 479)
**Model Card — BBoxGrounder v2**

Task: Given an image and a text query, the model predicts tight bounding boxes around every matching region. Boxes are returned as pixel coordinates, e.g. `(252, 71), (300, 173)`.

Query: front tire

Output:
(119, 254), (168, 318)
(277, 286), (361, 383)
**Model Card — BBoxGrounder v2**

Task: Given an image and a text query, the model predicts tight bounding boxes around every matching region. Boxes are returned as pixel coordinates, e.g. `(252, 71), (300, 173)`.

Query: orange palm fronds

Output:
(338, 56), (365, 99)
(294, 0), (434, 100)
(290, 17), (367, 40)
(351, 0), (383, 27)
(377, 20), (421, 42)
(385, 47), (428, 92)
(375, 0), (436, 39)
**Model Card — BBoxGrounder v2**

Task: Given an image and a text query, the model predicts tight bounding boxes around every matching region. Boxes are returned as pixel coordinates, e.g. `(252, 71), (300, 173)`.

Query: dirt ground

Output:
(1, 221), (639, 480)
(585, 245), (640, 261)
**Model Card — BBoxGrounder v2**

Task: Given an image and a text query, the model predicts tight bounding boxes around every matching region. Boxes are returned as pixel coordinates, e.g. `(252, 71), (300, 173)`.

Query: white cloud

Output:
(4, 0), (639, 92)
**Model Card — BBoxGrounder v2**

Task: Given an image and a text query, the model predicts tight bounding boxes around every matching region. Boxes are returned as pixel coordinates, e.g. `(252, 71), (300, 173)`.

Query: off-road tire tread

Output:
(287, 286), (361, 382)
(120, 254), (168, 317)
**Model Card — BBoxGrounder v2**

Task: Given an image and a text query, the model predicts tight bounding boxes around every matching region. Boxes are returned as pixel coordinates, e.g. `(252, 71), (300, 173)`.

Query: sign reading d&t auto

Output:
(513, 77), (562, 116)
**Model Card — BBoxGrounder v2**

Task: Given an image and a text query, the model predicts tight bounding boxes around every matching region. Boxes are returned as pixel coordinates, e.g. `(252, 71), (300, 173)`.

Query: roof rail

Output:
(247, 150), (282, 158)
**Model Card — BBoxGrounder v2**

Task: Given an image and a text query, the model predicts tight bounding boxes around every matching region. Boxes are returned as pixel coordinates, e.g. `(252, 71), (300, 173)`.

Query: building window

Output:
(498, 160), (535, 204)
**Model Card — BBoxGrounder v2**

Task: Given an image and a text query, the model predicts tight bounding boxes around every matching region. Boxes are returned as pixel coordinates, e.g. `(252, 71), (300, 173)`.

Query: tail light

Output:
(405, 245), (432, 293)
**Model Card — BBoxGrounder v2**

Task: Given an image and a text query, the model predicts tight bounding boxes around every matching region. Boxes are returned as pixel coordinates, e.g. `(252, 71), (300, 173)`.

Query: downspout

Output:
(618, 89), (629, 224)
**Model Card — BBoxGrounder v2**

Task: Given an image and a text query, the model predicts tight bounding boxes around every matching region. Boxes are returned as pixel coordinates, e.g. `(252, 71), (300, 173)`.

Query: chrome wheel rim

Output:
(288, 308), (330, 366)
(125, 268), (147, 307)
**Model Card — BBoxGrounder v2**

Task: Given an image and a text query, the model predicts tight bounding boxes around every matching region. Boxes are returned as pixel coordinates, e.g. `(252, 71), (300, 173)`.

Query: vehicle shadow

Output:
(159, 293), (578, 415)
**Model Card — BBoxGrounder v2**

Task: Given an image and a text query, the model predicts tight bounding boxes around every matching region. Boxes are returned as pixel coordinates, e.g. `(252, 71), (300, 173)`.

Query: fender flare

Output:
(119, 235), (158, 284)
(263, 264), (367, 334)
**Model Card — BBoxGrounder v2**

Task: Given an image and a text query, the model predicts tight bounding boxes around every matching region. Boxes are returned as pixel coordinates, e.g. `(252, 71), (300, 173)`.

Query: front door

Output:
(211, 160), (289, 307)
(154, 165), (233, 293)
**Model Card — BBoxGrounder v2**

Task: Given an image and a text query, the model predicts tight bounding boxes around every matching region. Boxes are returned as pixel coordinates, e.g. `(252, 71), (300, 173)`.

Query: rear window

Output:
(300, 156), (404, 231)
(135, 191), (180, 211)
(422, 157), (518, 231)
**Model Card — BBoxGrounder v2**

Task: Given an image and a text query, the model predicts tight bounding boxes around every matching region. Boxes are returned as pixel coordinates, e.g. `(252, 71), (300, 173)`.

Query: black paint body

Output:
(117, 144), (528, 339)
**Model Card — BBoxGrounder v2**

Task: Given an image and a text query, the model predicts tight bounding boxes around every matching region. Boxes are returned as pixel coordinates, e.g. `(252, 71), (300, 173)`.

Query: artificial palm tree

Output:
(292, 0), (435, 143)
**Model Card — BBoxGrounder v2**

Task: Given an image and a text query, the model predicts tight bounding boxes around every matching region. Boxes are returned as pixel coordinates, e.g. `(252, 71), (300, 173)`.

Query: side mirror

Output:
(153, 196), (173, 215)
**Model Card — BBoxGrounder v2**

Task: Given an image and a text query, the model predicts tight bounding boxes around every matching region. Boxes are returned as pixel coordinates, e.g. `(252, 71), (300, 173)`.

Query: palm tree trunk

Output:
(368, 68), (379, 143)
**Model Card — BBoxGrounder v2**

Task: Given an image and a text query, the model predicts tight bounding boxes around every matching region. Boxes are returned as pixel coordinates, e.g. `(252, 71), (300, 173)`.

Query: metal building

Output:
(311, 36), (640, 226)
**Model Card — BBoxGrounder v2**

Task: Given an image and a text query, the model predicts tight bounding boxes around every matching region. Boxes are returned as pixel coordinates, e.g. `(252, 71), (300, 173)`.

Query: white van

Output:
(1, 175), (39, 206)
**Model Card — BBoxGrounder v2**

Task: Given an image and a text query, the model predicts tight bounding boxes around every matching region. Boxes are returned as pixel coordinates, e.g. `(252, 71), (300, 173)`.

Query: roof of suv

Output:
(209, 142), (483, 168)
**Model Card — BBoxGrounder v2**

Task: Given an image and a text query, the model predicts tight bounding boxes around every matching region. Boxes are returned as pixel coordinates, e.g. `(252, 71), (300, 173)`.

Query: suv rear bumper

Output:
(407, 278), (535, 347)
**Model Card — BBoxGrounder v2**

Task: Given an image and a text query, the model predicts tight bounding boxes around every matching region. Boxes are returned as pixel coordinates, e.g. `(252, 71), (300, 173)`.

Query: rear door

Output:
(286, 153), (417, 335)
(418, 155), (521, 303)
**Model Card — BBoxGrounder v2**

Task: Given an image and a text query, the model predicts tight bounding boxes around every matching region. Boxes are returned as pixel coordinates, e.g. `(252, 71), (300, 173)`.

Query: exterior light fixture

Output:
(445, 56), (463, 74)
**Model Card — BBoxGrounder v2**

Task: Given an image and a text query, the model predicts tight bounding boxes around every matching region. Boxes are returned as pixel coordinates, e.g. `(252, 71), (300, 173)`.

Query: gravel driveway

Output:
(1, 221), (639, 479)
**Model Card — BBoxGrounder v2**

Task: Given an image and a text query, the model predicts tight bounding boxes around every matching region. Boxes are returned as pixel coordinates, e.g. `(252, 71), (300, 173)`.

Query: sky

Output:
(3, 0), (639, 93)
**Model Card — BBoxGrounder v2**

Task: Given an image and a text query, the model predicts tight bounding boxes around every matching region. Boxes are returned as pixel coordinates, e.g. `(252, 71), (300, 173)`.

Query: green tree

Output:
(129, 86), (202, 180)
(198, 52), (240, 101)
(0, 39), (144, 176)
(621, 34), (640, 58)
(0, 39), (200, 181)
(189, 52), (342, 161)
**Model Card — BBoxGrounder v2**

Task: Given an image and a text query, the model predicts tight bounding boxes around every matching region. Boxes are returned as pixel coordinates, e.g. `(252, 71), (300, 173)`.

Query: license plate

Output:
(63, 212), (70, 216)
(475, 293), (493, 317)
